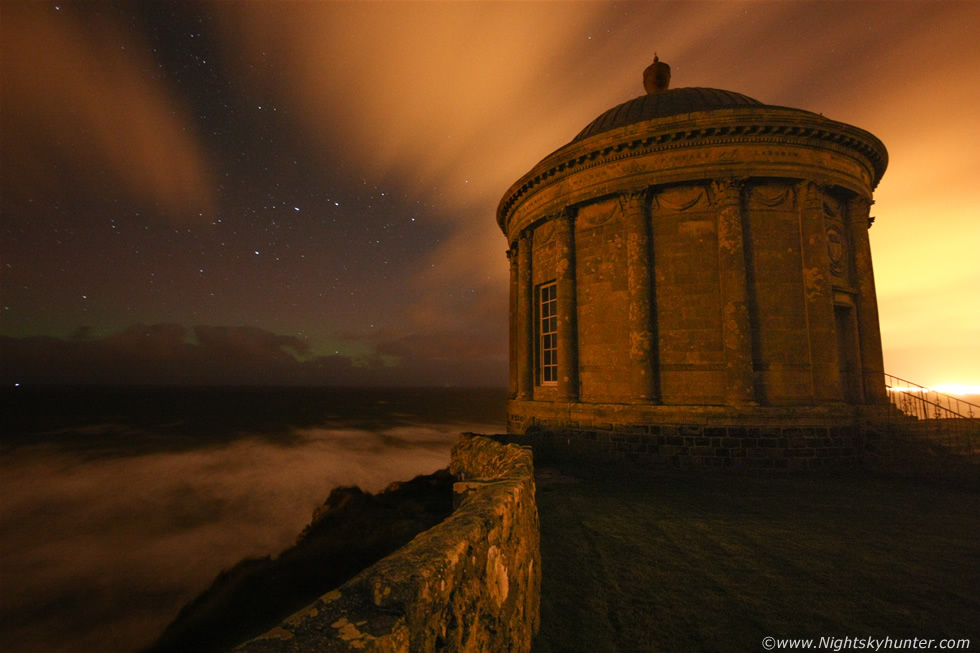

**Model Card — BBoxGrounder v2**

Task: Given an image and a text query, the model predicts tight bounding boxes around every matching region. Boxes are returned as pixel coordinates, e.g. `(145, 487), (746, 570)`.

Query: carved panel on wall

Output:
(747, 184), (796, 210)
(656, 185), (709, 212)
(533, 220), (556, 246)
(826, 225), (845, 276)
(576, 200), (619, 229)
(822, 194), (843, 219)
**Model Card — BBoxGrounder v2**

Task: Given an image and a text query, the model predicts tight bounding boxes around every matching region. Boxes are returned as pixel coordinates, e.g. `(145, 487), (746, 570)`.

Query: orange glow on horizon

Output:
(889, 385), (980, 398)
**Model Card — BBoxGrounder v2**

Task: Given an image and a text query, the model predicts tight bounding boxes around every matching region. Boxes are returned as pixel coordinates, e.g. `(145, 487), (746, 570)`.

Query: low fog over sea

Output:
(0, 386), (506, 653)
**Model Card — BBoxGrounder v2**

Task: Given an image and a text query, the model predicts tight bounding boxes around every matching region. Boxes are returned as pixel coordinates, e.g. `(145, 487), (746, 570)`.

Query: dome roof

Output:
(573, 87), (766, 143)
(499, 58), (888, 235)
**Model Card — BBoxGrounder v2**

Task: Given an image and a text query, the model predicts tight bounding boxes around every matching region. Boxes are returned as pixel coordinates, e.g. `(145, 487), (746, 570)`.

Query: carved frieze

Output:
(533, 220), (556, 246)
(656, 185), (709, 212)
(498, 112), (887, 235)
(747, 184), (796, 210)
(577, 201), (619, 229)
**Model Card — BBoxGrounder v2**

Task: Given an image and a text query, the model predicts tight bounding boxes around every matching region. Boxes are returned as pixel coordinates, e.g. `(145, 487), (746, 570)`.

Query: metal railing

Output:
(883, 373), (979, 420)
(878, 373), (980, 459)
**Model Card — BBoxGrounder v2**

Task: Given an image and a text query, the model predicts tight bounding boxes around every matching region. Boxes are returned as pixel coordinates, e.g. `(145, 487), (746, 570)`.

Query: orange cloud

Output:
(1, 4), (214, 222)
(209, 2), (979, 385)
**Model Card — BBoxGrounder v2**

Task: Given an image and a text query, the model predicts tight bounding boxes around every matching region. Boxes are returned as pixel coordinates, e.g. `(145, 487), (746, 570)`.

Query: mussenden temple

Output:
(496, 57), (889, 470)
(201, 56), (974, 653)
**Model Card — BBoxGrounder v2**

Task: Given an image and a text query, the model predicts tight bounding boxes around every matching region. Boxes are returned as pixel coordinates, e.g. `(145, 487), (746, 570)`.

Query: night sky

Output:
(2, 1), (978, 388)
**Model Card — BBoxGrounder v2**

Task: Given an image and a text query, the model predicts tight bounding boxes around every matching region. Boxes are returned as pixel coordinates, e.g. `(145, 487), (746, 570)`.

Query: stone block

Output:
(240, 435), (540, 653)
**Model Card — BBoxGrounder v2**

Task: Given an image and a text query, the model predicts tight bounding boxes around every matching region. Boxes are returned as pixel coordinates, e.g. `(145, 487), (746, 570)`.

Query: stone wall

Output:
(575, 197), (631, 403)
(236, 434), (540, 652)
(508, 400), (869, 471)
(499, 91), (891, 412)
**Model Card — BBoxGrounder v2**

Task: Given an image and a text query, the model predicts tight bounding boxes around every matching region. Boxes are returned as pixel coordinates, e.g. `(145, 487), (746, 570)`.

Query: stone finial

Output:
(643, 54), (671, 94)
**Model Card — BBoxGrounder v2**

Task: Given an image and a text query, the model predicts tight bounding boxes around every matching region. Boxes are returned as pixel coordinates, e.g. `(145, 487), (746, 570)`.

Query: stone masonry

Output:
(496, 57), (890, 465)
(236, 435), (540, 652)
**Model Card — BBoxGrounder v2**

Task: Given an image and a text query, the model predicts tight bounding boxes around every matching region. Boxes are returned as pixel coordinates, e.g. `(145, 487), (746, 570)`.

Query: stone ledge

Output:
(236, 434), (540, 652)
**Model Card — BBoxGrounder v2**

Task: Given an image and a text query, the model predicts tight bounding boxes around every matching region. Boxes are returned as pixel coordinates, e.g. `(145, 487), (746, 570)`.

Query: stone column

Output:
(516, 230), (534, 400)
(620, 191), (659, 403)
(712, 179), (756, 405)
(799, 182), (843, 402)
(847, 195), (887, 404)
(507, 246), (519, 399)
(554, 210), (579, 401)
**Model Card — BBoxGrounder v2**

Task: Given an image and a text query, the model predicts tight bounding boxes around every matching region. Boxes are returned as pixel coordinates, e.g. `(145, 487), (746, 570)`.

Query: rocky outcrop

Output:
(146, 471), (455, 653)
(236, 434), (541, 652)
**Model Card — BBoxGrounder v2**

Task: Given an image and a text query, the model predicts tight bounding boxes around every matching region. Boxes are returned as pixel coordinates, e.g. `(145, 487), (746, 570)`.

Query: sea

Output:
(0, 385), (507, 653)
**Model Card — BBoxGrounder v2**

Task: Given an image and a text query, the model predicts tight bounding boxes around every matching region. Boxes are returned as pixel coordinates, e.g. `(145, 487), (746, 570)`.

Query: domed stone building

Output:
(496, 57), (889, 469)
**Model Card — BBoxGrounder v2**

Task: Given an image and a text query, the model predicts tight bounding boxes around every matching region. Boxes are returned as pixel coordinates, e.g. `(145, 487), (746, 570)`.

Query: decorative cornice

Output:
(497, 111), (888, 233)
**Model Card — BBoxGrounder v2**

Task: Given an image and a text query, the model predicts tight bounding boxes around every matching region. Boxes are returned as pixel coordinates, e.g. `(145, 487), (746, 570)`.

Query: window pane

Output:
(538, 281), (558, 385)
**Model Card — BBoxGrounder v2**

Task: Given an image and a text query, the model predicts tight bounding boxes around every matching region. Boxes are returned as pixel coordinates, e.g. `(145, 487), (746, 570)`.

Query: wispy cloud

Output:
(1, 4), (215, 222)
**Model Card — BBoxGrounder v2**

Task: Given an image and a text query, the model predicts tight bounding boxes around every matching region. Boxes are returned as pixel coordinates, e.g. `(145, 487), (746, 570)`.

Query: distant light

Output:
(933, 384), (980, 396)
(254, 251), (260, 255)
(888, 385), (980, 396)
(14, 382), (20, 387)
(294, 207), (300, 211)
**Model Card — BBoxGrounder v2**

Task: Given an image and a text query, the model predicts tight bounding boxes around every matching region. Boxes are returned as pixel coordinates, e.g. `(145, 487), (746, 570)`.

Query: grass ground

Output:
(532, 469), (979, 652)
